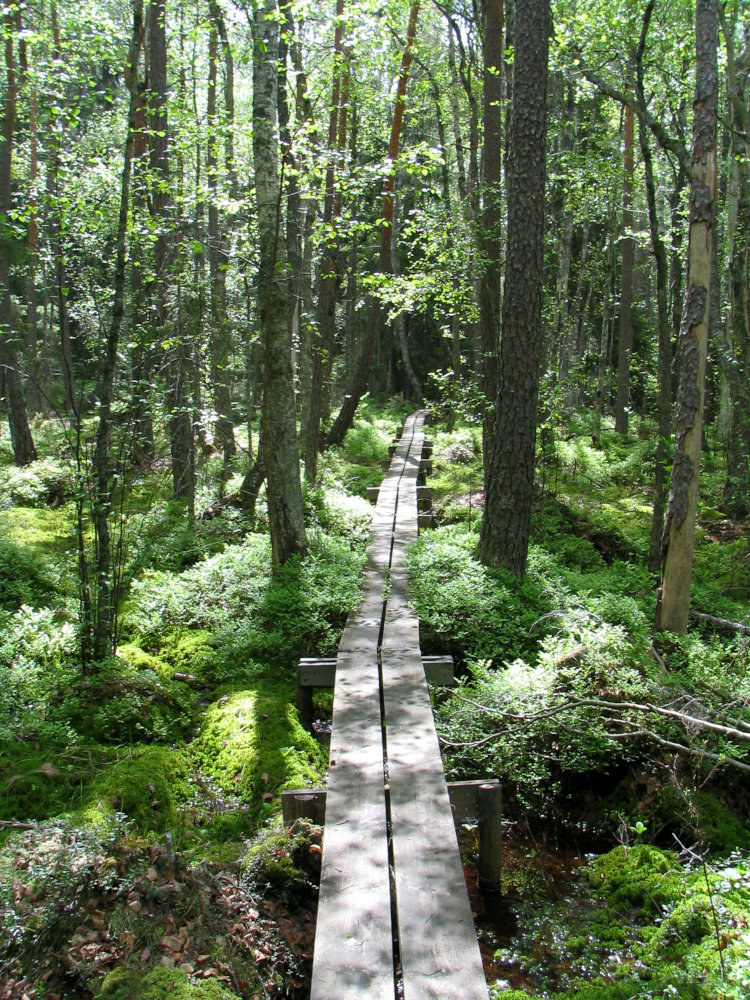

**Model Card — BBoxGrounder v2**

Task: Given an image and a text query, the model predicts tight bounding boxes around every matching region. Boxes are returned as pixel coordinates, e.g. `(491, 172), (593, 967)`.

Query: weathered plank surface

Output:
(310, 410), (488, 1000)
(380, 413), (487, 1000)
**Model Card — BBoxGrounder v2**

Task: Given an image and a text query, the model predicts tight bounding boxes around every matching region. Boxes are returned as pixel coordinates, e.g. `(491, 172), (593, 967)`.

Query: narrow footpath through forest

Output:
(302, 410), (488, 1000)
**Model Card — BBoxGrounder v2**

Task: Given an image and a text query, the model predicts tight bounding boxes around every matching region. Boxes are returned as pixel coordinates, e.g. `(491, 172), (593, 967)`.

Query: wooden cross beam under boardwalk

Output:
(305, 410), (489, 1000)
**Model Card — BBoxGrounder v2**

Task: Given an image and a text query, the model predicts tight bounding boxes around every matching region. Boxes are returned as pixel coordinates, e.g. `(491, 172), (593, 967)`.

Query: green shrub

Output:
(0, 538), (59, 610)
(0, 605), (78, 744)
(64, 656), (198, 745)
(407, 525), (548, 663)
(0, 457), (73, 509)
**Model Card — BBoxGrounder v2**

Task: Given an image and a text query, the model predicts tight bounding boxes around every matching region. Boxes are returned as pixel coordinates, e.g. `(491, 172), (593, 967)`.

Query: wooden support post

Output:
(416, 485), (432, 512)
(418, 512), (435, 532)
(298, 656), (452, 691)
(388, 444), (397, 458)
(420, 458), (433, 477)
(282, 790), (327, 825)
(478, 782), (502, 892)
(367, 486), (380, 505)
(422, 441), (433, 459)
(381, 458), (391, 470)
(296, 682), (314, 728)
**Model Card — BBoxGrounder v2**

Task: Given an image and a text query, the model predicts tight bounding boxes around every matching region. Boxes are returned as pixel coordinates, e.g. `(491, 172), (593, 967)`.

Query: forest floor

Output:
(2, 402), (750, 1000)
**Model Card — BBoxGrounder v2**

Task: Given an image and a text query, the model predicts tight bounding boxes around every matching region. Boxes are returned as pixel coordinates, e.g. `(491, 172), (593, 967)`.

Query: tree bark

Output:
(207, 22), (236, 474)
(305, 0), (345, 482)
(92, 0), (144, 664)
(656, 0), (718, 634)
(614, 103), (636, 434)
(719, 7), (750, 518)
(635, 3), (673, 575)
(0, 10), (36, 465)
(477, 0), (550, 578)
(478, 0), (504, 478)
(15, 7), (41, 415)
(148, 0), (194, 507)
(326, 1), (420, 448)
(252, 0), (307, 565)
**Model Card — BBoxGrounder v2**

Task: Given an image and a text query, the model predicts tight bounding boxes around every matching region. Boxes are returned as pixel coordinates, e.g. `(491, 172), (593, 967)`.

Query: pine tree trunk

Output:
(656, 0), (718, 634)
(478, 0), (504, 478)
(719, 6), (750, 518)
(477, 0), (550, 578)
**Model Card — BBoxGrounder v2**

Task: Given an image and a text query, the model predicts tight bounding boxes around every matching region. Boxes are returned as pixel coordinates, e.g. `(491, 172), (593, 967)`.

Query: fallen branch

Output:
(690, 610), (750, 635)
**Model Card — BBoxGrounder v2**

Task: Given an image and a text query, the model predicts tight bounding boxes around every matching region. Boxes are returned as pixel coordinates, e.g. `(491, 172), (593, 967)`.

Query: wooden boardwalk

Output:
(309, 411), (488, 1000)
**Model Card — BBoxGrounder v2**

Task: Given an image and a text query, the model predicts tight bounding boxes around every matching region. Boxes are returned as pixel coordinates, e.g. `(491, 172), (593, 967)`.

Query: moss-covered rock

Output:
(189, 682), (325, 821)
(587, 845), (683, 913)
(84, 745), (190, 834)
(97, 966), (240, 1000)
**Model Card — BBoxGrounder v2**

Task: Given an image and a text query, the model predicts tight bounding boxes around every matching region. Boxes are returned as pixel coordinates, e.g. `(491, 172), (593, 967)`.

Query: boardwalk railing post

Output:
(478, 782), (502, 892)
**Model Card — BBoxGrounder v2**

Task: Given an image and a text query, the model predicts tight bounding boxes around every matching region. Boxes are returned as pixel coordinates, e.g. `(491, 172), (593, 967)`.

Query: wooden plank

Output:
(380, 409), (487, 999)
(310, 648), (394, 1000)
(381, 645), (488, 1000)
(298, 656), (454, 688)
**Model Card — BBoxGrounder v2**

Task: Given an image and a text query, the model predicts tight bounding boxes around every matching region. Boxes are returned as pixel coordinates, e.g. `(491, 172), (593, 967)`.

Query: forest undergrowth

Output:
(1, 402), (749, 999)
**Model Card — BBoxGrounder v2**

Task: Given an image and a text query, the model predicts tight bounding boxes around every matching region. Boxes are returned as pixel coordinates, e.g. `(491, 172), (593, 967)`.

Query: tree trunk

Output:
(614, 103), (635, 434)
(326, 1), (420, 448)
(148, 0), (194, 507)
(92, 0), (144, 664)
(207, 22), (235, 474)
(252, 0), (307, 565)
(478, 0), (504, 478)
(656, 0), (718, 634)
(306, 0), (347, 481)
(0, 10), (36, 465)
(477, 0), (550, 578)
(635, 3), (673, 575)
(15, 8), (41, 415)
(719, 7), (750, 518)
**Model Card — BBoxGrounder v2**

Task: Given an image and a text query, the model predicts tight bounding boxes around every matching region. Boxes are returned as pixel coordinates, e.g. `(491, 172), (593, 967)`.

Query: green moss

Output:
(694, 792), (750, 852)
(0, 745), (94, 824)
(97, 966), (240, 1000)
(189, 683), (325, 820)
(117, 644), (175, 681)
(83, 746), (190, 834)
(588, 845), (683, 913)
(157, 628), (215, 680)
(244, 827), (310, 900)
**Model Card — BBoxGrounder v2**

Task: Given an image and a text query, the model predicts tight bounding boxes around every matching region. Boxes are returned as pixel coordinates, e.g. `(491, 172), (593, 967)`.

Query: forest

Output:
(1, 0), (750, 997)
